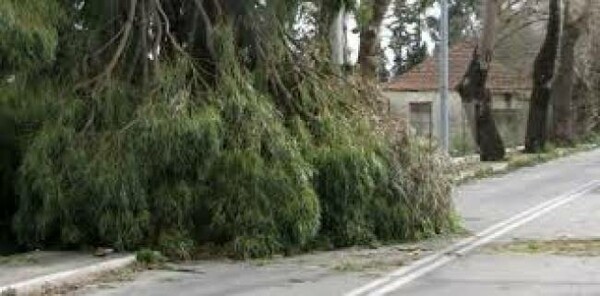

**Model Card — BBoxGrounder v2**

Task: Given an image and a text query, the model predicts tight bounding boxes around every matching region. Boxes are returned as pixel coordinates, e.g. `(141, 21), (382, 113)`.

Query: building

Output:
(383, 40), (532, 155)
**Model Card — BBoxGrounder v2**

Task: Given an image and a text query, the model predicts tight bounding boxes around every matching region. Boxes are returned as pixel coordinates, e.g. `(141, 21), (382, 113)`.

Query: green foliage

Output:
(14, 122), (150, 249)
(136, 248), (167, 266)
(388, 139), (456, 239)
(207, 149), (319, 258)
(313, 134), (456, 246)
(388, 0), (429, 77)
(0, 0), (64, 74)
(313, 146), (381, 247)
(155, 230), (196, 261)
(0, 81), (62, 244)
(425, 0), (479, 44)
(307, 116), (389, 247)
(0, 107), (17, 236)
(356, 1), (375, 27)
(10, 95), (217, 251)
(3, 9), (456, 260)
(8, 51), (325, 258)
(202, 53), (320, 258)
(322, 0), (357, 14)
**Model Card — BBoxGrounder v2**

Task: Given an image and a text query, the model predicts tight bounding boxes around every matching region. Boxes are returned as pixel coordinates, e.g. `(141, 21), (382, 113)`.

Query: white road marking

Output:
(345, 180), (600, 296)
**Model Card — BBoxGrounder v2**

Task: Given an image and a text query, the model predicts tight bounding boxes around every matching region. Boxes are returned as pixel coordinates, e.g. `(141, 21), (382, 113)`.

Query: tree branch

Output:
(155, 0), (187, 55)
(76, 0), (139, 90)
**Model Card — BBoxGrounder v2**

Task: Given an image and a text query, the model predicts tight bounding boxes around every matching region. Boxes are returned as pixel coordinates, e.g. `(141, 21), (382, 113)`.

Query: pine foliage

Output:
(0, 0), (456, 258)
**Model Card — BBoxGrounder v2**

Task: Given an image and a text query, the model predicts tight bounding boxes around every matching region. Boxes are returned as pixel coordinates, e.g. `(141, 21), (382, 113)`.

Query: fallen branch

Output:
(75, 0), (139, 90)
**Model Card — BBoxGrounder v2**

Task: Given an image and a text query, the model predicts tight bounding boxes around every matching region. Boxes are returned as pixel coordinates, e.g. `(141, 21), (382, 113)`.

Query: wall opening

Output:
(409, 102), (433, 138)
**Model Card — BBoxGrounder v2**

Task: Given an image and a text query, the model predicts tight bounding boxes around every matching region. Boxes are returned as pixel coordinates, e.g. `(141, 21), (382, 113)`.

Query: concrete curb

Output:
(0, 255), (135, 295)
(454, 145), (600, 183)
(451, 146), (525, 165)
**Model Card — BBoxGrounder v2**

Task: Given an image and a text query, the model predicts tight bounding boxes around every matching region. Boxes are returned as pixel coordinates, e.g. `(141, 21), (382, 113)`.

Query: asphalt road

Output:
(80, 149), (600, 296)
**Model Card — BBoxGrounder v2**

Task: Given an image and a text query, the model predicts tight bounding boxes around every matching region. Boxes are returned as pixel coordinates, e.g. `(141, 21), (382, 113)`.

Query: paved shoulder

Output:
(361, 149), (600, 295)
(455, 149), (600, 232)
(77, 149), (600, 296)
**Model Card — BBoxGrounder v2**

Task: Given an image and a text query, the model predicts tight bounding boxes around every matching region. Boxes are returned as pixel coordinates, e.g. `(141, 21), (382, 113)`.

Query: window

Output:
(409, 102), (433, 138)
(501, 93), (514, 109)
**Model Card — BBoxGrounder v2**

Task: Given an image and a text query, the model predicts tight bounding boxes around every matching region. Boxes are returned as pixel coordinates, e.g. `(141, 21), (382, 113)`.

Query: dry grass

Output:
(40, 264), (142, 295)
(487, 239), (600, 257)
(0, 253), (38, 266)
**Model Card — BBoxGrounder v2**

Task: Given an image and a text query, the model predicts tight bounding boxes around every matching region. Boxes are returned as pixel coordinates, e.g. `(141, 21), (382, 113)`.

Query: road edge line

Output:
(345, 180), (600, 296)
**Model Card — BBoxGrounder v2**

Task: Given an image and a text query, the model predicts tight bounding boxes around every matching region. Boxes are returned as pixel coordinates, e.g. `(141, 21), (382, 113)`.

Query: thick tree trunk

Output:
(587, 0), (600, 133)
(525, 0), (561, 153)
(458, 51), (506, 161)
(572, 76), (589, 136)
(358, 0), (391, 78)
(550, 0), (587, 145)
(457, 0), (505, 161)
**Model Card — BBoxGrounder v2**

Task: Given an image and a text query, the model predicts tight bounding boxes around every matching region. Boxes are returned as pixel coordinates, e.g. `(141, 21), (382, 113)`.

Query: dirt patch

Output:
(256, 234), (468, 275)
(331, 256), (406, 273)
(0, 253), (39, 266)
(486, 239), (600, 257)
(39, 264), (142, 295)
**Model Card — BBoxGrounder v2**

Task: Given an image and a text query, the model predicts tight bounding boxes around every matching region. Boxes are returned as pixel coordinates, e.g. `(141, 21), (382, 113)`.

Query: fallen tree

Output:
(1, 0), (456, 259)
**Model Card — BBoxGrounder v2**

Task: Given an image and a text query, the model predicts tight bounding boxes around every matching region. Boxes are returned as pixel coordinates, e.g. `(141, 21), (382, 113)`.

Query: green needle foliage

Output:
(0, 0), (455, 259)
(0, 0), (63, 75)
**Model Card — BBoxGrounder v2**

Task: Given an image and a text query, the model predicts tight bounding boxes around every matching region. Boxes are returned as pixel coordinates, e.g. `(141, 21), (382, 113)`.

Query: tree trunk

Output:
(457, 0), (505, 161)
(330, 3), (346, 66)
(572, 75), (589, 136)
(586, 0), (600, 133)
(358, 0), (391, 78)
(525, 0), (561, 153)
(550, 0), (587, 145)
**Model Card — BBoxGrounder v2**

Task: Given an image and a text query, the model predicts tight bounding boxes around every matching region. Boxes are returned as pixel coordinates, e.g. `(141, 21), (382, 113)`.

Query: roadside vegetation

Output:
(0, 0), (456, 259)
(4, 0), (597, 262)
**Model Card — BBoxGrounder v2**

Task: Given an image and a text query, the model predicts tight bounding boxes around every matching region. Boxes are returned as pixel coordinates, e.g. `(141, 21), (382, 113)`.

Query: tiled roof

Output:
(384, 40), (532, 93)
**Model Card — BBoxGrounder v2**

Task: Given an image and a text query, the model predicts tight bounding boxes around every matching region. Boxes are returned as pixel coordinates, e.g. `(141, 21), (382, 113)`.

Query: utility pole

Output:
(439, 0), (450, 153)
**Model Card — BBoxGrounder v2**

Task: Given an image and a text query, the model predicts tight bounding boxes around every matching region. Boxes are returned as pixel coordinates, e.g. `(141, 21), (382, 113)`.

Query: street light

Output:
(439, 0), (450, 153)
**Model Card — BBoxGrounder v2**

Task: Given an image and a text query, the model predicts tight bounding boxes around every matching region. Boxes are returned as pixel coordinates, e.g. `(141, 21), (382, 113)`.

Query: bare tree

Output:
(550, 0), (590, 144)
(525, 0), (561, 153)
(582, 0), (600, 133)
(457, 0), (506, 161)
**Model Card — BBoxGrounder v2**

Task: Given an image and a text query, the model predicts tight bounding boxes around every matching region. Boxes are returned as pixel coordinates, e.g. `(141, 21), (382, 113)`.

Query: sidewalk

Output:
(0, 251), (134, 295)
(452, 143), (600, 183)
